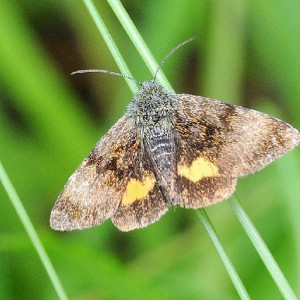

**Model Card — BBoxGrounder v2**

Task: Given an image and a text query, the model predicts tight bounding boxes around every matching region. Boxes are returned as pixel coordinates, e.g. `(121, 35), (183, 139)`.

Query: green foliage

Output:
(0, 1), (299, 299)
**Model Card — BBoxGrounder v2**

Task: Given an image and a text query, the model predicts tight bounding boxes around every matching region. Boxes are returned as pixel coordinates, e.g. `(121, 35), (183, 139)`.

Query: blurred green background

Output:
(1, 1), (300, 299)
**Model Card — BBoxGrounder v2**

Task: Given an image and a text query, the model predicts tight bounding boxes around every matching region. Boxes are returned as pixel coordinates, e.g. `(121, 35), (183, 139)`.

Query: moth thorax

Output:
(127, 81), (177, 126)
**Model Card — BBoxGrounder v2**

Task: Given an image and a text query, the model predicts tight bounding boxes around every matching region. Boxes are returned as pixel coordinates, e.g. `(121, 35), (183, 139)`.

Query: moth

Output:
(50, 39), (300, 231)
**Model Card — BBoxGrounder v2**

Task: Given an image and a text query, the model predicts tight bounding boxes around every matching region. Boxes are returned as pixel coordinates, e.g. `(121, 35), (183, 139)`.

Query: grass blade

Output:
(197, 209), (250, 300)
(83, 1), (250, 296)
(0, 162), (69, 300)
(107, 0), (173, 91)
(229, 196), (297, 300)
(82, 0), (138, 93)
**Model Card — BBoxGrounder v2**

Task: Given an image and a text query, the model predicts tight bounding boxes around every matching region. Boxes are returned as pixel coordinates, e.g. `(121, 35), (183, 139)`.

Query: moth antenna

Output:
(71, 69), (142, 85)
(153, 36), (196, 81)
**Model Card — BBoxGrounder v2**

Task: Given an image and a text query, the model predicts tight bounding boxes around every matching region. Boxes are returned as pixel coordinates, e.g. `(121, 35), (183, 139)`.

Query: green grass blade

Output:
(229, 196), (297, 300)
(82, 0), (138, 93)
(197, 209), (250, 300)
(84, 1), (250, 296)
(0, 162), (69, 300)
(107, 0), (173, 91)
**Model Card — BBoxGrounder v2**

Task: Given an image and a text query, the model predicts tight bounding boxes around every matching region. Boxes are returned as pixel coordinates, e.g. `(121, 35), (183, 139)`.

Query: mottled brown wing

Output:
(50, 116), (138, 230)
(174, 94), (300, 208)
(50, 115), (168, 231)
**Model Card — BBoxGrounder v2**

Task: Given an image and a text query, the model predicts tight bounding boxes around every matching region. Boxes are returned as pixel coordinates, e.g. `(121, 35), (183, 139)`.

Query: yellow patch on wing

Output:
(122, 175), (156, 206)
(178, 157), (219, 183)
